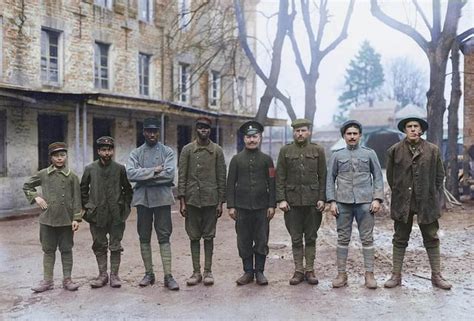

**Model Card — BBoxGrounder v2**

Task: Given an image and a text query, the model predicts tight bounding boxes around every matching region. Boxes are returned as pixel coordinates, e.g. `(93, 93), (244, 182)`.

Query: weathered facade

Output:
(0, 0), (284, 216)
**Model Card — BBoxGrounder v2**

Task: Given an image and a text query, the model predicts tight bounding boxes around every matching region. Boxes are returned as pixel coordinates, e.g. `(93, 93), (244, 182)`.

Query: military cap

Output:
(239, 120), (264, 136)
(397, 116), (428, 133)
(195, 116), (212, 128)
(143, 117), (160, 129)
(96, 136), (114, 147)
(291, 118), (312, 129)
(340, 119), (363, 137)
(48, 142), (67, 155)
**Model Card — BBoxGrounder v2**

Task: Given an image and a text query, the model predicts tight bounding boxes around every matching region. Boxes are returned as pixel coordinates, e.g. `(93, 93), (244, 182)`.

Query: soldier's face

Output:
(404, 121), (422, 142)
(293, 126), (310, 143)
(244, 133), (261, 150)
(196, 124), (211, 140)
(343, 127), (361, 146)
(51, 151), (67, 168)
(143, 128), (159, 145)
(98, 146), (114, 162)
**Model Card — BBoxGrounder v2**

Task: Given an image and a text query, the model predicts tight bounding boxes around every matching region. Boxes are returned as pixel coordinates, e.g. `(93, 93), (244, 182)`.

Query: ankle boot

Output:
(332, 272), (348, 288)
(431, 273), (452, 290)
(110, 273), (122, 288)
(364, 272), (377, 289)
(384, 273), (402, 288)
(90, 272), (109, 288)
(31, 280), (54, 293)
(63, 278), (80, 291)
(186, 272), (202, 286)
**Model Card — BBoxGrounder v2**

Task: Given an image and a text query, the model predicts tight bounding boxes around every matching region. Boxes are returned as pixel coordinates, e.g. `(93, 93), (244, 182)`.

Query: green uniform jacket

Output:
(23, 165), (82, 226)
(177, 140), (226, 208)
(386, 138), (444, 224)
(276, 141), (327, 206)
(226, 148), (276, 210)
(80, 160), (133, 226)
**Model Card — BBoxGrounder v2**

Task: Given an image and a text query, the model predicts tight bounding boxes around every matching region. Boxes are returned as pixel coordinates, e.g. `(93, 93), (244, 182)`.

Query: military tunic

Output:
(226, 149), (276, 270)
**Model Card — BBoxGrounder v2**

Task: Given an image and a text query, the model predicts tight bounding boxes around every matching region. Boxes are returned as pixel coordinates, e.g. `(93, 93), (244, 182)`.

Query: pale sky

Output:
(256, 0), (474, 127)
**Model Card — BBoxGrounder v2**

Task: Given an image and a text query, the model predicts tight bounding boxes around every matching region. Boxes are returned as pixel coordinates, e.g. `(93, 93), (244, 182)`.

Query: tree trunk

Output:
(304, 78), (317, 125)
(446, 41), (461, 199)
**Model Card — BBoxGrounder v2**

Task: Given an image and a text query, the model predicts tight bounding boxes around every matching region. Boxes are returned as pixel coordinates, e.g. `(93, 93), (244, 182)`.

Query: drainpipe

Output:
(161, 112), (165, 144)
(83, 102), (87, 168)
(75, 103), (80, 173)
(216, 117), (220, 145)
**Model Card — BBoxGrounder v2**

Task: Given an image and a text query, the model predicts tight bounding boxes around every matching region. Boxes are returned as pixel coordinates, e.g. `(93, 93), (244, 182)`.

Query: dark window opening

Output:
(38, 114), (67, 170)
(177, 125), (192, 161)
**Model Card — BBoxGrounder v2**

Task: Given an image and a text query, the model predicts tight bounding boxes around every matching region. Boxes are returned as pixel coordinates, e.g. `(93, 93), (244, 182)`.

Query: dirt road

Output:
(0, 203), (473, 320)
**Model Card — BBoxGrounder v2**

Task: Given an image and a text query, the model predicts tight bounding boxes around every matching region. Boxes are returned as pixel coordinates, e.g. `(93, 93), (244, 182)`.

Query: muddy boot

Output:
(31, 280), (54, 293)
(364, 272), (377, 289)
(186, 272), (202, 286)
(164, 274), (180, 291)
(289, 271), (305, 285)
(431, 273), (452, 290)
(332, 272), (348, 288)
(236, 272), (254, 285)
(305, 271), (319, 285)
(110, 273), (122, 288)
(63, 278), (79, 291)
(203, 271), (214, 286)
(139, 273), (155, 287)
(90, 272), (109, 288)
(384, 273), (402, 288)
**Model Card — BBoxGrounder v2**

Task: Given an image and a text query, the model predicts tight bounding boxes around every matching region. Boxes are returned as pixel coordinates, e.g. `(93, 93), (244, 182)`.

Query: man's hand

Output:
(34, 196), (48, 210)
(72, 221), (79, 232)
(154, 165), (163, 174)
(228, 208), (237, 221)
(216, 203), (223, 218)
(370, 200), (381, 214)
(330, 201), (339, 218)
(179, 199), (187, 218)
(267, 207), (275, 220)
(278, 201), (290, 212)
(316, 200), (325, 212)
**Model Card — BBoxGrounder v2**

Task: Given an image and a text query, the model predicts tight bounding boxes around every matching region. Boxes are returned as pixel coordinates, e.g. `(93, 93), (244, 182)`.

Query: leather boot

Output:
(186, 272), (202, 286)
(203, 271), (214, 286)
(255, 271), (268, 286)
(305, 271), (319, 285)
(431, 273), (452, 290)
(236, 272), (254, 285)
(63, 278), (80, 291)
(90, 272), (109, 288)
(31, 280), (54, 293)
(164, 274), (180, 290)
(384, 273), (402, 288)
(364, 272), (377, 289)
(332, 272), (348, 288)
(110, 273), (122, 288)
(289, 271), (305, 285)
(139, 273), (156, 287)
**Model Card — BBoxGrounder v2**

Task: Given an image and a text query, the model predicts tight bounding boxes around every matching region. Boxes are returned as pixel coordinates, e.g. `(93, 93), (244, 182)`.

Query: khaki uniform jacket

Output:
(23, 165), (82, 226)
(386, 138), (445, 224)
(276, 141), (327, 206)
(226, 149), (276, 210)
(80, 160), (133, 227)
(177, 140), (226, 208)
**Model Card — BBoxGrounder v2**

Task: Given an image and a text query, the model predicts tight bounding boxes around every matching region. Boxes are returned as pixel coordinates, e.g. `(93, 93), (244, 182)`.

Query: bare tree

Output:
(371, 0), (467, 147)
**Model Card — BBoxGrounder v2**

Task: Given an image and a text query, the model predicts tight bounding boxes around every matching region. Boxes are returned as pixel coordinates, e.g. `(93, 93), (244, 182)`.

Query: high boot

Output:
(139, 243), (155, 286)
(384, 246), (405, 288)
(203, 239), (214, 286)
(255, 254), (268, 285)
(290, 246), (305, 285)
(110, 251), (122, 288)
(427, 247), (451, 290)
(187, 240), (202, 286)
(90, 253), (108, 288)
(161, 243), (179, 290)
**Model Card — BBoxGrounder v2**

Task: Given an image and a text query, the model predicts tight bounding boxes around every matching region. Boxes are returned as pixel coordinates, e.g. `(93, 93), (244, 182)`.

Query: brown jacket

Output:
(386, 138), (444, 224)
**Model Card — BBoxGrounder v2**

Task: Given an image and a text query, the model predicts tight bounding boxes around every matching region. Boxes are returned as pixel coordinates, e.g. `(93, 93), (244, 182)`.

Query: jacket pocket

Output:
(357, 159), (370, 172)
(83, 202), (97, 223)
(305, 154), (319, 172)
(337, 159), (351, 172)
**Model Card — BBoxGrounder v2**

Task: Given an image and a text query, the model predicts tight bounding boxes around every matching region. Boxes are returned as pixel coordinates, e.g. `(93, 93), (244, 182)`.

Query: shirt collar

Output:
(346, 143), (360, 150)
(47, 165), (71, 176)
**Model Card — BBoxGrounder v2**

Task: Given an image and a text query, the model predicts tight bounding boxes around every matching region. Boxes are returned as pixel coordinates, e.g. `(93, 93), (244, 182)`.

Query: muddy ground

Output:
(0, 202), (473, 321)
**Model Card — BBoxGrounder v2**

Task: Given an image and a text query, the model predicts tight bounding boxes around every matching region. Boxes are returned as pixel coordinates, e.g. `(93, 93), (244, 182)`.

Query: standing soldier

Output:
(276, 119), (326, 285)
(178, 117), (226, 286)
(126, 117), (179, 290)
(326, 120), (384, 289)
(23, 142), (81, 292)
(226, 121), (276, 286)
(384, 116), (451, 290)
(80, 136), (133, 288)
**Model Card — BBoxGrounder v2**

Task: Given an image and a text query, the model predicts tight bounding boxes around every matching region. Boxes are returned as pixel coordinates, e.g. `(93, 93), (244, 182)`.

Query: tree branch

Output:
(457, 27), (474, 42)
(288, 0), (308, 80)
(321, 0), (355, 58)
(412, 0), (432, 32)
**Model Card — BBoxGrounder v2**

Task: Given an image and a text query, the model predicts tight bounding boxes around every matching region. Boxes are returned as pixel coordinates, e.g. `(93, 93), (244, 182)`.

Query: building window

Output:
(0, 111), (6, 176)
(139, 0), (153, 22)
(94, 0), (113, 9)
(139, 53), (151, 96)
(178, 63), (190, 103)
(38, 114), (67, 170)
(236, 76), (246, 108)
(41, 29), (61, 84)
(178, 0), (191, 30)
(94, 42), (110, 89)
(0, 17), (3, 79)
(209, 70), (220, 107)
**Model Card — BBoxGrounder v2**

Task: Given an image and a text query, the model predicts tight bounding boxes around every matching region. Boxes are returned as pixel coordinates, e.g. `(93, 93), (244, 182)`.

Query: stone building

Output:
(0, 0), (284, 216)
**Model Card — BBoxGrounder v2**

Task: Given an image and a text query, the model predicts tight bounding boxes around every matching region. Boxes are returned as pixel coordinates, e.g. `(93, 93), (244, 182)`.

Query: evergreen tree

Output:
(334, 40), (384, 123)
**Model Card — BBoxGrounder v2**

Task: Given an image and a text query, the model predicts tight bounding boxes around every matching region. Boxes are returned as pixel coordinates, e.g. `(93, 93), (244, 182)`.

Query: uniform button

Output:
(62, 194), (65, 197)
(408, 187), (412, 191)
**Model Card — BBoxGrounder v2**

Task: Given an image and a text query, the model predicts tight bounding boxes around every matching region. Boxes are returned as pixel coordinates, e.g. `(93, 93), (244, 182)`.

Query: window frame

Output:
(94, 42), (110, 90)
(138, 53), (151, 96)
(94, 0), (113, 9)
(209, 70), (221, 108)
(40, 28), (62, 86)
(139, 0), (154, 23)
(178, 0), (191, 30)
(178, 63), (190, 103)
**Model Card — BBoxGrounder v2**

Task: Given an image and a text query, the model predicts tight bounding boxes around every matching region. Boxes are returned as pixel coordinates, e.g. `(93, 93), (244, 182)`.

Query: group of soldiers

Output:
(23, 114), (452, 293)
